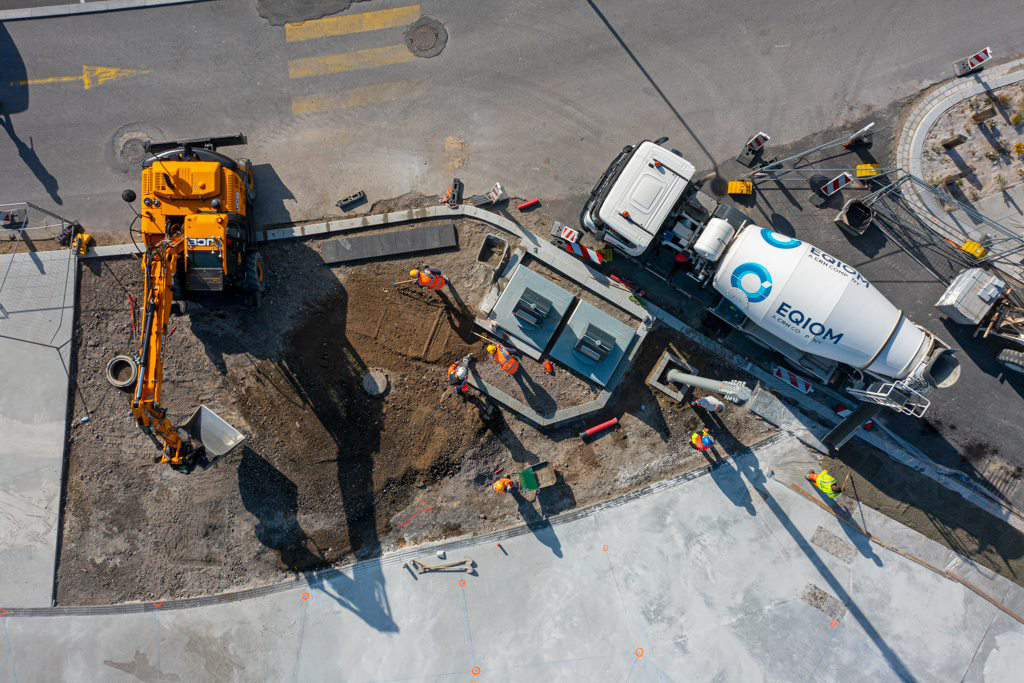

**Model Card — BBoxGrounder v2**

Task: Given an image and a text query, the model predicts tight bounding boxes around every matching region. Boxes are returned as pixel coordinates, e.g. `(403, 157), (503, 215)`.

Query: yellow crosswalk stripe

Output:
(286, 4), (421, 43)
(291, 80), (425, 115)
(288, 44), (414, 79)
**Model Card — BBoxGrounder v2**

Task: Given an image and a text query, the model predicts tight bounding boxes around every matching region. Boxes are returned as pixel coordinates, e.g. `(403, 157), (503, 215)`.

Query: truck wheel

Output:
(245, 251), (266, 292)
(997, 349), (1024, 375)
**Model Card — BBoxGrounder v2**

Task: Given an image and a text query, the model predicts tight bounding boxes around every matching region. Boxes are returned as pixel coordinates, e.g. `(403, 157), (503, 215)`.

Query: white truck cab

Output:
(581, 140), (695, 257)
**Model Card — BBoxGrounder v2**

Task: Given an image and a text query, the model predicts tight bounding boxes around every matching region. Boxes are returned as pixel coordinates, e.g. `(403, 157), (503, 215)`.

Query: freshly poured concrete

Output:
(3, 439), (1021, 682)
(0, 250), (76, 607)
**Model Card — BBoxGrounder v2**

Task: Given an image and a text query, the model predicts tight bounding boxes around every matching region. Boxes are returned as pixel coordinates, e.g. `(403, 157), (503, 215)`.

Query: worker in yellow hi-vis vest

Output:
(807, 469), (843, 499)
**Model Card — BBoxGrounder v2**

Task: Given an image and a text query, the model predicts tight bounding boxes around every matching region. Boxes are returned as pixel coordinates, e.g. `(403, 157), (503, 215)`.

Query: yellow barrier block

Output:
(961, 241), (988, 259)
(727, 181), (753, 195)
(855, 164), (882, 178)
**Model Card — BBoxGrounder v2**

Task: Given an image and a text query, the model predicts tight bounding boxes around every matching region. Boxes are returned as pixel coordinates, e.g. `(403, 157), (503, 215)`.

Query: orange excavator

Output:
(115, 134), (262, 470)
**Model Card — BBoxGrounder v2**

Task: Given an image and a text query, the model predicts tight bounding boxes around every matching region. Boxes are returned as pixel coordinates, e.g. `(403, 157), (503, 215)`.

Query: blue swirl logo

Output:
(760, 229), (801, 249)
(731, 263), (772, 303)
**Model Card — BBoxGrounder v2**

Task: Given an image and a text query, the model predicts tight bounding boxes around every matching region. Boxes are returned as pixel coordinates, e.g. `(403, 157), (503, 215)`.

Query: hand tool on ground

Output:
(403, 558), (475, 574)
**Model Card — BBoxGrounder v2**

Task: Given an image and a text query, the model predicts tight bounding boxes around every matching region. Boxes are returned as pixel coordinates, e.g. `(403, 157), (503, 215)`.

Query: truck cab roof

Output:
(596, 141), (695, 256)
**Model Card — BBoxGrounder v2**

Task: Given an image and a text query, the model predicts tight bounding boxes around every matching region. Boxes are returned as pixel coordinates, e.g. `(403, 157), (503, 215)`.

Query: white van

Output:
(580, 139), (695, 257)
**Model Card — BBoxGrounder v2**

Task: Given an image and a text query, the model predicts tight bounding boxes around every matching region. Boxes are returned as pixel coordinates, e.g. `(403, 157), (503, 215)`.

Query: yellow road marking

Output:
(10, 65), (150, 90)
(285, 4), (421, 43)
(291, 80), (425, 115)
(288, 44), (414, 79)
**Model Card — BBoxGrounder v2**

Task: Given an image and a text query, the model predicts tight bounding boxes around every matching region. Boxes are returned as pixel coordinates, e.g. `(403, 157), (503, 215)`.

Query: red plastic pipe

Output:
(517, 198), (540, 210)
(580, 417), (618, 438)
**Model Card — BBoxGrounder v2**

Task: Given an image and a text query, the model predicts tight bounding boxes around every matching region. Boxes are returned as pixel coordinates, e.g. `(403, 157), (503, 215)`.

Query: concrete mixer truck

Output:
(581, 139), (960, 416)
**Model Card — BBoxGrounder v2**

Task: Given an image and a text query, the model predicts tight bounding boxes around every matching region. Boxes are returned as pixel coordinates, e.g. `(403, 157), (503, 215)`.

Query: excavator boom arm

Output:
(131, 237), (191, 466)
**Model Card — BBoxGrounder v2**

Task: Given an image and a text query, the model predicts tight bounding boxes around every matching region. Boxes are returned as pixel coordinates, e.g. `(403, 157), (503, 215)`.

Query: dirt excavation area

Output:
(58, 204), (774, 605)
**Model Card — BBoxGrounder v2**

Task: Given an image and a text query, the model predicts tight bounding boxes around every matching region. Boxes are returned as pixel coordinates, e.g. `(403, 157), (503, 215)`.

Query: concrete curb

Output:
(0, 0), (207, 21)
(894, 57), (1024, 263)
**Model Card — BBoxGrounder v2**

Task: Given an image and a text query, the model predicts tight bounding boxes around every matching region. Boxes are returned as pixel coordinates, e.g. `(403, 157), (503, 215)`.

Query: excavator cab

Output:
(117, 134), (262, 470)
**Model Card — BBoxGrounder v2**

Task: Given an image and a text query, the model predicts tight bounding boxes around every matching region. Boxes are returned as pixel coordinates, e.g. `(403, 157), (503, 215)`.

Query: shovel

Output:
(182, 404), (246, 457)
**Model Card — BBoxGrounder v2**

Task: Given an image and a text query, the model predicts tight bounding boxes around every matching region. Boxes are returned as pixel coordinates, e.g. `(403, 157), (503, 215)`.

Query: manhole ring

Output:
(361, 368), (390, 397)
(120, 137), (150, 165)
(410, 25), (437, 50)
(404, 16), (447, 58)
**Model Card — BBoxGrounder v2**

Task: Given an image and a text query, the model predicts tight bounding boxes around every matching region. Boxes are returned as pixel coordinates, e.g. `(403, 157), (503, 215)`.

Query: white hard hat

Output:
(455, 366), (468, 380)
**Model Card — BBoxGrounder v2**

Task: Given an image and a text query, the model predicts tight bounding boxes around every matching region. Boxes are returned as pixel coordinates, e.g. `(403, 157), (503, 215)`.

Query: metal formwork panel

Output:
(549, 299), (635, 387)
(487, 264), (575, 355)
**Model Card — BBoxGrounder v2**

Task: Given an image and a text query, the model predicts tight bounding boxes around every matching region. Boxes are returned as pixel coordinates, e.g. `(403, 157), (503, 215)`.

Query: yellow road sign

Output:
(10, 65), (150, 91)
(855, 163), (882, 178)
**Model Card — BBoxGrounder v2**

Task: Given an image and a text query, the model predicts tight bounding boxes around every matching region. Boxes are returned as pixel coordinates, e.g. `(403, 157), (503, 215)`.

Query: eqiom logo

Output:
(760, 229), (801, 249)
(731, 262), (772, 303)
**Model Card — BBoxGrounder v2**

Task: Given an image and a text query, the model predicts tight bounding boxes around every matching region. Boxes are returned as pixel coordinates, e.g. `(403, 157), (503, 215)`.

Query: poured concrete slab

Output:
(549, 299), (634, 387)
(0, 250), (77, 607)
(486, 263), (574, 355)
(5, 439), (1021, 681)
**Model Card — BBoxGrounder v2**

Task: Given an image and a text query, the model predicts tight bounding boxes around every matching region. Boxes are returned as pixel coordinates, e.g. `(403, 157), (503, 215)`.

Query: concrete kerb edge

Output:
(0, 0), (207, 21)
(896, 56), (1024, 197)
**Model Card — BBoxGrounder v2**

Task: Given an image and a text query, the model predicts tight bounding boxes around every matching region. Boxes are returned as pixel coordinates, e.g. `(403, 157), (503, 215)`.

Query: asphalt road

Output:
(2, 0), (1023, 235)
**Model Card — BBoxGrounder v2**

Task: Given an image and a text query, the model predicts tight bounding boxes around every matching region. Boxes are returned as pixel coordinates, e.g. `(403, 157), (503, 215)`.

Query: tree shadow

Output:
(189, 242), (396, 633)
(237, 448), (323, 571)
(0, 113), (61, 205)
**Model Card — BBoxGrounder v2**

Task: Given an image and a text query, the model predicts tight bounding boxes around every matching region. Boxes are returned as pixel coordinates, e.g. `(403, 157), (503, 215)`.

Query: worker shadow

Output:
(826, 483), (884, 567)
(237, 448), (324, 571)
(437, 286), (476, 344)
(703, 448), (756, 517)
(0, 112), (61, 205)
(511, 488), (563, 558)
(513, 367), (557, 417)
(537, 469), (577, 516)
(733, 452), (918, 681)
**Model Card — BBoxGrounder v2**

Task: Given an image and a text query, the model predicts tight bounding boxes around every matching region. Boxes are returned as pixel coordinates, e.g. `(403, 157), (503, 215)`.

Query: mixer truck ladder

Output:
(847, 381), (930, 417)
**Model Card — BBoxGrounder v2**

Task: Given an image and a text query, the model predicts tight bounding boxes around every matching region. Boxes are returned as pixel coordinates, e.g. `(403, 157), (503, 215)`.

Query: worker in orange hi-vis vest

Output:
(409, 267), (446, 290)
(493, 477), (517, 495)
(486, 343), (519, 375)
(690, 428), (714, 452)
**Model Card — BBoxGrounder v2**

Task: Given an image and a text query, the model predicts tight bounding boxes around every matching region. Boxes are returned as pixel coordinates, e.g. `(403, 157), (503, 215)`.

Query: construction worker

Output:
(807, 469), (843, 499)
(493, 477), (516, 495)
(690, 428), (714, 452)
(410, 266), (446, 290)
(448, 355), (472, 396)
(486, 343), (519, 375)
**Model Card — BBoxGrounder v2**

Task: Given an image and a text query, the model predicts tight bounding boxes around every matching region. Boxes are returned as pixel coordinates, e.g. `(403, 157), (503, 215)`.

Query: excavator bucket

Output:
(182, 405), (245, 457)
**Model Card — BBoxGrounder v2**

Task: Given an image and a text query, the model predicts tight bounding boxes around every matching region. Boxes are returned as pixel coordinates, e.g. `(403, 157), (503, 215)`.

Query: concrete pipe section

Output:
(105, 354), (138, 389)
